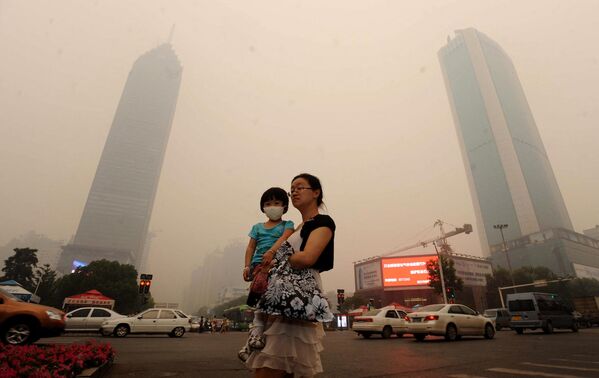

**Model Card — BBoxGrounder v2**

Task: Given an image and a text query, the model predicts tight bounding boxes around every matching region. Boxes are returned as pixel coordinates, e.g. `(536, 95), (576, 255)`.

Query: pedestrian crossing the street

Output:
(448, 354), (599, 378)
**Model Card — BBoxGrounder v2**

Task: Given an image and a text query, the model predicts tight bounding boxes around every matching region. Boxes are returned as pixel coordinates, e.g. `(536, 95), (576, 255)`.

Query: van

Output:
(507, 292), (577, 334)
(0, 287), (65, 345)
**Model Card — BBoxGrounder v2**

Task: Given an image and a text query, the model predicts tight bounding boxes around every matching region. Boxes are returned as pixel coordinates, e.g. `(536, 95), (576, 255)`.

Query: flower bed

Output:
(0, 340), (114, 377)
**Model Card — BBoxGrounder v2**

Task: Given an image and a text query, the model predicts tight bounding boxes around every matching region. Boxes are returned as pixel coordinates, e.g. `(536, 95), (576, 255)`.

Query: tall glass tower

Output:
(59, 44), (182, 273)
(438, 28), (572, 256)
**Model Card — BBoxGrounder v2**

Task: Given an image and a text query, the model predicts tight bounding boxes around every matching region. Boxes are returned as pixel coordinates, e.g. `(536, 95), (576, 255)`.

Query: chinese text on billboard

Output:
(382, 255), (437, 287)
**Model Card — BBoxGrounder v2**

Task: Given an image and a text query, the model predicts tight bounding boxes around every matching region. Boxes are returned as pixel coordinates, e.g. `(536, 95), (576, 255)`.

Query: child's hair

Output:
(260, 187), (289, 213)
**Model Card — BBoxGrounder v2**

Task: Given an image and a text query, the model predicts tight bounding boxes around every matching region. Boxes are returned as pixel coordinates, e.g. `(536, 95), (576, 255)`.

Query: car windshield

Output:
(415, 304), (446, 312)
(363, 309), (382, 316)
(0, 287), (23, 302)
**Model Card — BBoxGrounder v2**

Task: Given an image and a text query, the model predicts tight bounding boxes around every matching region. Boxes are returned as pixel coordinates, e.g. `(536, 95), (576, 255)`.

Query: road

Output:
(44, 328), (599, 377)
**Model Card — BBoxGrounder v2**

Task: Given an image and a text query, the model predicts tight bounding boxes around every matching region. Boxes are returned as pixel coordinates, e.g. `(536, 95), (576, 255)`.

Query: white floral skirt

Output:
(246, 316), (325, 377)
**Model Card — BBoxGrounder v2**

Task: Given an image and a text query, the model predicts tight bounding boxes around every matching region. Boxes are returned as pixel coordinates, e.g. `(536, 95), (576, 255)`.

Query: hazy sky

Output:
(1, 1), (598, 304)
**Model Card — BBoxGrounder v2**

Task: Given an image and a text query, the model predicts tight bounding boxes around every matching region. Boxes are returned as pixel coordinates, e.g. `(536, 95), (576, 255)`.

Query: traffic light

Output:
(139, 274), (153, 294)
(336, 289), (345, 305)
(139, 280), (148, 293)
(445, 287), (456, 301)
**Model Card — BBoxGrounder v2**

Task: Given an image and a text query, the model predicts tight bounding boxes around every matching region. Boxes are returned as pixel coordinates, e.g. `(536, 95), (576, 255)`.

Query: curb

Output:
(77, 358), (114, 378)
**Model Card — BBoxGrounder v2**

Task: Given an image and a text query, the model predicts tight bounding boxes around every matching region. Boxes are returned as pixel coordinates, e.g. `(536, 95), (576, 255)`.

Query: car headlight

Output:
(46, 310), (63, 321)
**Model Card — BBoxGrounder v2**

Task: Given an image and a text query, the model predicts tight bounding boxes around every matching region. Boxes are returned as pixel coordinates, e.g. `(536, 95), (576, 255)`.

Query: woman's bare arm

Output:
(288, 227), (333, 269)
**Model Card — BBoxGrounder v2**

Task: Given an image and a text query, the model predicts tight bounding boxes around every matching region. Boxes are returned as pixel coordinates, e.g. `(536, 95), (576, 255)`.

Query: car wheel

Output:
(2, 319), (37, 345)
(414, 333), (426, 341)
(515, 328), (524, 334)
(572, 322), (579, 333)
(543, 321), (553, 334)
(114, 324), (129, 337)
(381, 326), (392, 339)
(484, 323), (495, 339)
(171, 327), (185, 338)
(361, 332), (372, 339)
(445, 324), (458, 341)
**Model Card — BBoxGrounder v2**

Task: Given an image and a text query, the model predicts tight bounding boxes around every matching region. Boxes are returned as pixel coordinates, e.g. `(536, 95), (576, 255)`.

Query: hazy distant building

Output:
(583, 225), (599, 241)
(438, 28), (572, 256)
(490, 228), (599, 281)
(182, 241), (247, 313)
(58, 44), (182, 273)
(0, 231), (64, 270)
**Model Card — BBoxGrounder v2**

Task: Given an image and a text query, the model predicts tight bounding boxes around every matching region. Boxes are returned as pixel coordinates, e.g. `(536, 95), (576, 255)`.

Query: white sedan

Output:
(101, 308), (192, 338)
(65, 307), (125, 332)
(352, 306), (410, 339)
(407, 304), (495, 341)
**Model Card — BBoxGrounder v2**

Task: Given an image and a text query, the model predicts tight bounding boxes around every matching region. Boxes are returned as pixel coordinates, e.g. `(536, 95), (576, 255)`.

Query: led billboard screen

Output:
(382, 255), (437, 287)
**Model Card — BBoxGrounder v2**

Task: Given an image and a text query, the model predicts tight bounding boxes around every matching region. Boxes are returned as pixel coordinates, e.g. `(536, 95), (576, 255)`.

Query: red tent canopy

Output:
(63, 290), (115, 309)
(388, 302), (413, 313)
(347, 305), (369, 317)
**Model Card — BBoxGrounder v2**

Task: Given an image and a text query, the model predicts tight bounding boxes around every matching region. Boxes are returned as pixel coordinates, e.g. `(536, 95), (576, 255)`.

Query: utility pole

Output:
(433, 240), (448, 304)
(494, 224), (516, 292)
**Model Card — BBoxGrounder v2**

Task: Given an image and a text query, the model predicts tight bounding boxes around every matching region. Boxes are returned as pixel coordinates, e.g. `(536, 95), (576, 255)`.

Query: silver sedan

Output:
(65, 307), (125, 332)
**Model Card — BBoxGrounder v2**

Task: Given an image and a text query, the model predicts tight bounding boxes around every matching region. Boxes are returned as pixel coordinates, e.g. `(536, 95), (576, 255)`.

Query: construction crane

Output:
(380, 220), (473, 304)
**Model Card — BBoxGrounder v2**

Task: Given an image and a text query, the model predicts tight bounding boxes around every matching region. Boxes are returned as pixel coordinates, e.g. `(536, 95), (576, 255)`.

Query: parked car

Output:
(507, 292), (577, 334)
(101, 308), (191, 337)
(65, 307), (125, 332)
(407, 304), (495, 341)
(352, 306), (410, 339)
(190, 316), (201, 332)
(483, 308), (511, 331)
(0, 287), (65, 345)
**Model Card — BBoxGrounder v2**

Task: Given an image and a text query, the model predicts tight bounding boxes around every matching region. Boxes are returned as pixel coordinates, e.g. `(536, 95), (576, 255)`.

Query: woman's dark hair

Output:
(292, 173), (323, 206)
(260, 187), (289, 213)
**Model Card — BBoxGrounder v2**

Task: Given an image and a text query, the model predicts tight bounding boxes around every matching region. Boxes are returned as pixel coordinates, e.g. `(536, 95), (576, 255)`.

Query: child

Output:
(238, 187), (295, 362)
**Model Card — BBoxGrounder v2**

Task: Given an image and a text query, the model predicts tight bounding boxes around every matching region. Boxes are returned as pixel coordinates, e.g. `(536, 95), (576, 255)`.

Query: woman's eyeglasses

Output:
(287, 187), (313, 197)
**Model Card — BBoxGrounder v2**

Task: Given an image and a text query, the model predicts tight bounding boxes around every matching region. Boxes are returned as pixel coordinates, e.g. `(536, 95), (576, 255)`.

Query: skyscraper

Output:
(58, 44), (182, 273)
(438, 28), (572, 256)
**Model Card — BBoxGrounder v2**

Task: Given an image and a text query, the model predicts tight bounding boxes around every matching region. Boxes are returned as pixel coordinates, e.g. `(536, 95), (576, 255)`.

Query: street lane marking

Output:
(522, 362), (599, 372)
(551, 358), (599, 365)
(487, 368), (581, 377)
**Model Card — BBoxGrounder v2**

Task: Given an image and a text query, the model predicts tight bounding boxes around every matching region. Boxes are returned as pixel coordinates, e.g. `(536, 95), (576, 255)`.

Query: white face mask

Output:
(264, 206), (285, 221)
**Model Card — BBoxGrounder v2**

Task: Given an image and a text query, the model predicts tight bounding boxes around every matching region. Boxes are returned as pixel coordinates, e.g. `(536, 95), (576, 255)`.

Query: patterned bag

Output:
(258, 241), (334, 322)
(246, 262), (269, 307)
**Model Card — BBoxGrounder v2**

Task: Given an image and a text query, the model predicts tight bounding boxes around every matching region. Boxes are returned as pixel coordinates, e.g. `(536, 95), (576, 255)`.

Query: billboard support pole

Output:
(433, 241), (448, 304)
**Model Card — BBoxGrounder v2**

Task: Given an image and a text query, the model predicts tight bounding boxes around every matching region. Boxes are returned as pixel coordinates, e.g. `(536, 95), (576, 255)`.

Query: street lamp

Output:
(493, 224), (516, 292)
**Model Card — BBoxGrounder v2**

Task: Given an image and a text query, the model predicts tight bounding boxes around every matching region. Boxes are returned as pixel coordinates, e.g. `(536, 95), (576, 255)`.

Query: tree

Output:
(512, 266), (557, 285)
(427, 254), (463, 298)
(34, 264), (57, 305)
(51, 259), (140, 314)
(1, 247), (39, 291)
(338, 293), (368, 314)
(485, 267), (513, 308)
(566, 278), (599, 298)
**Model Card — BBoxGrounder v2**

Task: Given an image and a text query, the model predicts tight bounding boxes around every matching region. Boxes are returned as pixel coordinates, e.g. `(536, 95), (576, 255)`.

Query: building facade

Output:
(438, 28), (572, 256)
(491, 228), (599, 281)
(583, 225), (599, 241)
(58, 44), (182, 273)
